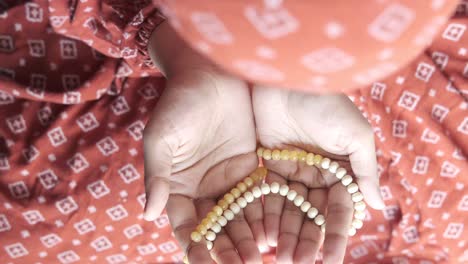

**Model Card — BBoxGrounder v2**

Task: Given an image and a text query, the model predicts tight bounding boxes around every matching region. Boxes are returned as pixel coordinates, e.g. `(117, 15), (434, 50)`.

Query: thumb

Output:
(143, 130), (173, 221)
(348, 136), (385, 210)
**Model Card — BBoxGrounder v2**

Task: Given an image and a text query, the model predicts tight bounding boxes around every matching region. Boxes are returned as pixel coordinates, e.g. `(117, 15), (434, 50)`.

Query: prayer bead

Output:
(263, 149), (272, 160)
(196, 225), (207, 235)
(348, 227), (356, 236)
(351, 192), (363, 202)
(300, 201), (311, 213)
(252, 186), (262, 198)
(230, 203), (240, 214)
(211, 223), (221, 233)
(354, 211), (366, 220)
(341, 175), (353, 186)
(293, 195), (304, 207)
(217, 216), (227, 227)
(217, 199), (229, 210)
(313, 154), (323, 165)
(286, 190), (297, 201)
(244, 191), (254, 203)
(244, 177), (254, 187)
(270, 182), (280, 193)
(314, 214), (325, 226)
(191, 231), (202, 242)
(354, 201), (366, 211)
(280, 149), (290, 160)
(352, 219), (363, 229)
(205, 231), (216, 241)
(207, 212), (218, 223)
(231, 188), (241, 198)
(236, 182), (247, 192)
(272, 149), (281, 160)
(307, 207), (318, 219)
(279, 185), (289, 196)
(256, 147), (264, 157)
(329, 161), (339, 173)
(306, 153), (315, 165)
(224, 193), (235, 204)
(321, 158), (331, 169)
(223, 209), (234, 221)
(236, 197), (247, 208)
(261, 183), (271, 195)
(336, 168), (347, 179)
(298, 150), (307, 162)
(289, 151), (298, 161)
(212, 206), (223, 216)
(347, 183), (359, 194)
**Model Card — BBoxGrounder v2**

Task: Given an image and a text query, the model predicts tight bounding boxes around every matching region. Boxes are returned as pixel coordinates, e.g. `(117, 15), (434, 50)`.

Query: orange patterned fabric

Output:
(0, 1), (467, 264)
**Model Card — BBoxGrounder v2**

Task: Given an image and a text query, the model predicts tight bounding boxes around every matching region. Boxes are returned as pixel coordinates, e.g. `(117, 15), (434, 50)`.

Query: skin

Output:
(144, 22), (384, 264)
(252, 87), (385, 264)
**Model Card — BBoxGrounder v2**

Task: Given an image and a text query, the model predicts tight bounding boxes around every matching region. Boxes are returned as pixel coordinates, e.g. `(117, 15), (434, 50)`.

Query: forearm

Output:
(147, 21), (217, 78)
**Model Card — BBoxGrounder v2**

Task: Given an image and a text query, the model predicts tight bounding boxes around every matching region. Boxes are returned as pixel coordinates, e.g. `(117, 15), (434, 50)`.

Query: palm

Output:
(144, 71), (263, 264)
(252, 86), (382, 264)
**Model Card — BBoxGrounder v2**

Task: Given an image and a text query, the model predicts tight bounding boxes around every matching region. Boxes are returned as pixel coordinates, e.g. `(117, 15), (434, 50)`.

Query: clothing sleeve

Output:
(153, 0), (461, 93)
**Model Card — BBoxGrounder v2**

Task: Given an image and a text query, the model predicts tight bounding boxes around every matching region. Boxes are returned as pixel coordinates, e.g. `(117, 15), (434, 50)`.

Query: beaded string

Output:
(184, 148), (367, 264)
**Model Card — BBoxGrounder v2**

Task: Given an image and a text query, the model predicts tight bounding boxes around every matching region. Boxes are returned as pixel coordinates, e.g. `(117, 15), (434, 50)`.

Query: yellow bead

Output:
(217, 199), (229, 210)
(236, 182), (247, 192)
(289, 150), (298, 161)
(298, 150), (307, 162)
(231, 188), (241, 198)
(183, 255), (189, 264)
(306, 153), (315, 165)
(313, 154), (323, 165)
(212, 206), (223, 216)
(272, 149), (281, 160)
(207, 212), (218, 223)
(263, 149), (272, 160)
(224, 193), (235, 204)
(244, 177), (254, 187)
(256, 167), (268, 178)
(196, 224), (207, 235)
(191, 231), (202, 242)
(280, 149), (290, 160)
(256, 147), (264, 157)
(201, 218), (213, 229)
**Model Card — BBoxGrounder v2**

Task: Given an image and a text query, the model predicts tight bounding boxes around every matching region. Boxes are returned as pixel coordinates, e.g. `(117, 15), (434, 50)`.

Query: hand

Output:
(252, 86), (385, 264)
(143, 22), (265, 264)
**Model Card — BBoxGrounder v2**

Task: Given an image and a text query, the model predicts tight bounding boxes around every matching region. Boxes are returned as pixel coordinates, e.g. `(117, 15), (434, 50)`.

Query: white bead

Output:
(329, 162), (339, 173)
(336, 168), (347, 179)
(236, 197), (247, 208)
(270, 182), (280, 194)
(286, 190), (297, 201)
(354, 201), (366, 211)
(205, 231), (216, 241)
(307, 207), (318, 219)
(252, 186), (262, 198)
(348, 227), (356, 236)
(300, 201), (311, 213)
(351, 192), (364, 202)
(244, 191), (254, 203)
(352, 219), (363, 229)
(321, 223), (326, 233)
(223, 209), (234, 221)
(229, 203), (240, 214)
(354, 211), (366, 220)
(321, 158), (331, 169)
(279, 185), (289, 196)
(293, 195), (304, 207)
(211, 223), (221, 233)
(261, 183), (271, 195)
(341, 175), (353, 186)
(206, 241), (213, 250)
(217, 216), (227, 227)
(347, 183), (359, 194)
(314, 214), (325, 226)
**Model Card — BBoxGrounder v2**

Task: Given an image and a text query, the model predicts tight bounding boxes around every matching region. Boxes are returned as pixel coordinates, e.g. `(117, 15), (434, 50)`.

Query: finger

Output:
(276, 181), (308, 263)
(294, 188), (327, 263)
(348, 133), (385, 210)
(225, 208), (262, 263)
(166, 194), (212, 264)
(263, 171), (287, 247)
(243, 181), (268, 252)
(143, 129), (173, 220)
(322, 184), (354, 264)
(195, 199), (242, 264)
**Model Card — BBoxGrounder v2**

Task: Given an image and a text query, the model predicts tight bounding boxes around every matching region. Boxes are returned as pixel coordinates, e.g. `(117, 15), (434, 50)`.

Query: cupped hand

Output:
(143, 22), (265, 264)
(252, 86), (385, 264)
